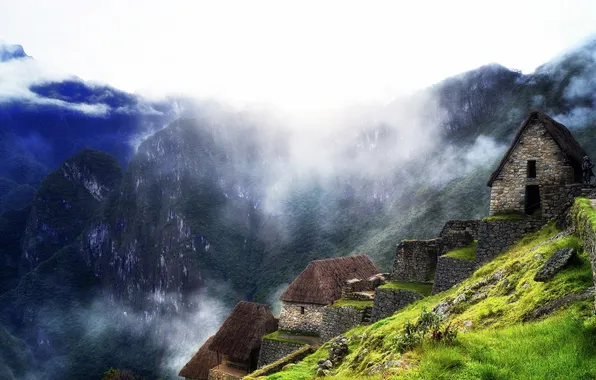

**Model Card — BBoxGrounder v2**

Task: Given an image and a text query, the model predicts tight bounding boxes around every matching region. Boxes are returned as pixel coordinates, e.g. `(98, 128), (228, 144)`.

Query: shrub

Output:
(393, 308), (458, 353)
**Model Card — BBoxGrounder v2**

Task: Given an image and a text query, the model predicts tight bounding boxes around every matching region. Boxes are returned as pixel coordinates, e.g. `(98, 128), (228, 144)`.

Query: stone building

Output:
(278, 255), (380, 335)
(487, 111), (588, 218)
(184, 301), (277, 380)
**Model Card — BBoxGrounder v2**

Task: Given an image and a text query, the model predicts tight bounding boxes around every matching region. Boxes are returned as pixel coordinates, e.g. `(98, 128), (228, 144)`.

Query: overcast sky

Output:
(1, 0), (596, 114)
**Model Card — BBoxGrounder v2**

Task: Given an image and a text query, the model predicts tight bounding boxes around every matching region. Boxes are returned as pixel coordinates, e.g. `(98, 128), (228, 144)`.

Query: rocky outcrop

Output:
(21, 149), (122, 271)
(534, 248), (576, 282)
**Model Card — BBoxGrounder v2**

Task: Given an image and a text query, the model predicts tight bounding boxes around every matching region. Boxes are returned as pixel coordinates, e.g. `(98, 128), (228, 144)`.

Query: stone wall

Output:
(571, 200), (596, 308)
(432, 256), (475, 294)
(440, 220), (480, 240)
(370, 288), (423, 322)
(278, 302), (325, 335)
(442, 231), (474, 253)
(257, 338), (305, 368)
(320, 306), (368, 342)
(541, 184), (583, 220)
(245, 346), (315, 379)
(475, 219), (546, 267)
(489, 119), (577, 216)
(391, 232), (473, 283)
(391, 239), (441, 282)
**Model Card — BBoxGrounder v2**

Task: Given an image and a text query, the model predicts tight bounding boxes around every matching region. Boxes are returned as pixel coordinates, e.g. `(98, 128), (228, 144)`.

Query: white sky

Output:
(1, 0), (596, 114)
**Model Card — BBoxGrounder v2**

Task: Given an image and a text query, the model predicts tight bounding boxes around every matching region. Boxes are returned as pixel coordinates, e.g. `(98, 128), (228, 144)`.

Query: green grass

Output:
(266, 221), (594, 379)
(407, 315), (596, 379)
(331, 299), (374, 310)
(482, 213), (527, 221)
(379, 282), (434, 297)
(263, 331), (310, 345)
(444, 241), (477, 261)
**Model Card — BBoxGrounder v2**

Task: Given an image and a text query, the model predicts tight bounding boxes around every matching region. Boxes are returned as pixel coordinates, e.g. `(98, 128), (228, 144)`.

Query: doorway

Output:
(525, 185), (541, 215)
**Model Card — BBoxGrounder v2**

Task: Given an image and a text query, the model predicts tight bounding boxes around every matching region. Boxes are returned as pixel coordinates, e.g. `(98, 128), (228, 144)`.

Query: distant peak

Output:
(0, 43), (30, 62)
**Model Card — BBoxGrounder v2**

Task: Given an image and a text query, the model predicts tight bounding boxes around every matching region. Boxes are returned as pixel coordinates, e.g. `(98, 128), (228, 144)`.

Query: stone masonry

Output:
(257, 338), (306, 369)
(278, 302), (325, 335)
(439, 220), (480, 240)
(475, 219), (546, 267)
(489, 120), (576, 216)
(392, 229), (473, 283)
(320, 306), (368, 342)
(432, 256), (475, 294)
(370, 288), (423, 322)
(391, 239), (441, 282)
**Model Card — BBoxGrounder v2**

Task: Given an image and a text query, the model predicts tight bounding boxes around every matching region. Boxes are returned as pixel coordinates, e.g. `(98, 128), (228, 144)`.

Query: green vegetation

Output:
(573, 197), (596, 233)
(379, 282), (434, 297)
(444, 241), (477, 261)
(482, 213), (527, 221)
(246, 346), (315, 379)
(265, 222), (595, 379)
(331, 299), (374, 310)
(410, 314), (596, 379)
(263, 331), (311, 345)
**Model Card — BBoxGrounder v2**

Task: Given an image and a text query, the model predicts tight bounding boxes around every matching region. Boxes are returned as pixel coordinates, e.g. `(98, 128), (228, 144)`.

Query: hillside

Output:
(1, 38), (596, 378)
(258, 199), (596, 379)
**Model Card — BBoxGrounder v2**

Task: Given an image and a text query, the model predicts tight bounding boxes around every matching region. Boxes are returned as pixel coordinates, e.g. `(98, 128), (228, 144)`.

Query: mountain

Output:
(1, 38), (596, 378)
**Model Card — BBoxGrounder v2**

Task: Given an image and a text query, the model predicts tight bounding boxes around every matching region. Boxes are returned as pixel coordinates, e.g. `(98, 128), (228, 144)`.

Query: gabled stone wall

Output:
(489, 120), (577, 216)
(278, 302), (325, 335)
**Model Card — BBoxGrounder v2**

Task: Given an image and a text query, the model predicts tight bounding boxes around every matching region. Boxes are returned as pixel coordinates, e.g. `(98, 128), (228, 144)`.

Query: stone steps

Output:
(361, 306), (373, 324)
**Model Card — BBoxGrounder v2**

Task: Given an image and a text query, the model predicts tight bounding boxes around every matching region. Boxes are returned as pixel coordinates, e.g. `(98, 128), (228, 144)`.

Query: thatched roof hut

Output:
(178, 336), (218, 380)
(487, 110), (587, 187)
(279, 255), (380, 305)
(208, 301), (278, 362)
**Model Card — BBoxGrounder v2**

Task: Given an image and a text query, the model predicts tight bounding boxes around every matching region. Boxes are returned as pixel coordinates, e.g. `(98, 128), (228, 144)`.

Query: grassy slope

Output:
(262, 221), (596, 379)
(443, 241), (477, 261)
(379, 282), (434, 297)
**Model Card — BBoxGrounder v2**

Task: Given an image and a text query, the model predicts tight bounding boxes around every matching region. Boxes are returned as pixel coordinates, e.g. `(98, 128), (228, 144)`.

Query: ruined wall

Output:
(391, 231), (473, 283)
(257, 339), (305, 368)
(391, 239), (440, 282)
(442, 231), (474, 253)
(489, 120), (576, 216)
(370, 288), (423, 322)
(440, 220), (480, 240)
(432, 256), (475, 294)
(475, 219), (546, 267)
(320, 306), (368, 342)
(571, 200), (596, 308)
(278, 302), (325, 335)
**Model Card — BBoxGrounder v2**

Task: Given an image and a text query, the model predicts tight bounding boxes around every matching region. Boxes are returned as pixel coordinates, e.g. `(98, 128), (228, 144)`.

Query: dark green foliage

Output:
(0, 206), (31, 294)
(394, 308), (458, 353)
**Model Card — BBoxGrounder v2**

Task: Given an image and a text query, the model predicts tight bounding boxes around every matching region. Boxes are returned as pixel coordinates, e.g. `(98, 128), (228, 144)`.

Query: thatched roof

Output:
(208, 301), (278, 362)
(178, 336), (218, 380)
(487, 111), (587, 187)
(279, 255), (380, 305)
